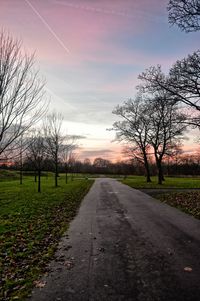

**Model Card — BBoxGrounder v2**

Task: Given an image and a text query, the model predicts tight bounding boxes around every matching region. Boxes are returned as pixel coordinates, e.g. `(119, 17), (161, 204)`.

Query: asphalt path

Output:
(30, 178), (200, 301)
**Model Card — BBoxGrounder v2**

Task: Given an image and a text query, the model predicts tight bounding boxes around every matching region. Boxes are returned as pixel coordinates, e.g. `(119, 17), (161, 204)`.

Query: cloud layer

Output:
(1, 0), (200, 160)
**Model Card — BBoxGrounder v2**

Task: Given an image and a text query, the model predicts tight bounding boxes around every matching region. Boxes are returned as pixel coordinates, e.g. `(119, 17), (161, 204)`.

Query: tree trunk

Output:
(55, 172), (58, 187)
(167, 158), (170, 176)
(144, 153), (151, 182)
(20, 167), (23, 185)
(65, 164), (68, 184)
(20, 152), (23, 185)
(55, 157), (58, 187)
(157, 159), (163, 185)
(38, 169), (41, 193)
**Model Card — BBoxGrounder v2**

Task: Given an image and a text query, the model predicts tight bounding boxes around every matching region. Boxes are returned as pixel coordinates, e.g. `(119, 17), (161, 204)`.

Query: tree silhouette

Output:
(0, 30), (47, 159)
(168, 0), (200, 32)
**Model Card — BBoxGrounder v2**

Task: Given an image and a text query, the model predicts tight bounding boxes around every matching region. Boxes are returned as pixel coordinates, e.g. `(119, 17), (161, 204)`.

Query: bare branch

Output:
(167, 0), (200, 32)
(0, 30), (48, 158)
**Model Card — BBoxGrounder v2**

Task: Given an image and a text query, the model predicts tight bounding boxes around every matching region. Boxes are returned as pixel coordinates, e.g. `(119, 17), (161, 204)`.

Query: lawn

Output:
(122, 175), (200, 189)
(0, 170), (19, 182)
(0, 174), (93, 301)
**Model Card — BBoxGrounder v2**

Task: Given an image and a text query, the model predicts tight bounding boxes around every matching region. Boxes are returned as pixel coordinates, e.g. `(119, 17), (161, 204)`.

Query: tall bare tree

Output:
(60, 135), (80, 184)
(112, 89), (188, 184)
(0, 30), (47, 159)
(44, 112), (64, 187)
(112, 97), (152, 182)
(146, 93), (187, 184)
(27, 131), (46, 193)
(17, 133), (28, 185)
(167, 0), (200, 32)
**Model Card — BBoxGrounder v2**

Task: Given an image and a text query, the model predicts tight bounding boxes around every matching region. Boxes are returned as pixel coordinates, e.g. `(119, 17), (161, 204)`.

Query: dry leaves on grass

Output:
(159, 191), (200, 219)
(34, 280), (46, 288)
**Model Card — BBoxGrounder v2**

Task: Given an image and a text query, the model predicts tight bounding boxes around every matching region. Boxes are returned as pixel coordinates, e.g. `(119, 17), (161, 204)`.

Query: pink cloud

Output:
(0, 0), (164, 65)
(0, 0), (186, 81)
(78, 144), (122, 162)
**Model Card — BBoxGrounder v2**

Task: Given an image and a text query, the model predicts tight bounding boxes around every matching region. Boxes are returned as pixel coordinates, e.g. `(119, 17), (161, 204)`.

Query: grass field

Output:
(122, 175), (200, 189)
(0, 174), (93, 300)
(0, 170), (19, 182)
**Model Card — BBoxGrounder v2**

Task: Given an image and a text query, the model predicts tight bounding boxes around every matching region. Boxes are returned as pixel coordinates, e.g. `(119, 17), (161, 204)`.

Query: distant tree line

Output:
(2, 151), (200, 178)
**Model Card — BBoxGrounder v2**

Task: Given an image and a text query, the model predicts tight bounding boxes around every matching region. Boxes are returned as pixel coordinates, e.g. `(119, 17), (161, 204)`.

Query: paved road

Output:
(30, 178), (200, 301)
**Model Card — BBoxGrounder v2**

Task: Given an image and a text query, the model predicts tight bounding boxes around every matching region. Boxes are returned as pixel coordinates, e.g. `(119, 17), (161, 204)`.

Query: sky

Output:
(1, 0), (200, 162)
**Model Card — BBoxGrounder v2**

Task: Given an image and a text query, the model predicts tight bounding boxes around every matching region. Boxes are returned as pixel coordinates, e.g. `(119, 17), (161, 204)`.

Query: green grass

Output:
(68, 173), (124, 179)
(0, 175), (93, 300)
(0, 170), (19, 182)
(122, 175), (200, 189)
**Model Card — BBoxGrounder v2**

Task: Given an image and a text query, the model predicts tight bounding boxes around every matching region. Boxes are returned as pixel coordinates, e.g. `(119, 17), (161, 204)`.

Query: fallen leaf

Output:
(167, 248), (174, 255)
(64, 260), (74, 269)
(184, 267), (192, 272)
(98, 247), (105, 252)
(34, 280), (46, 288)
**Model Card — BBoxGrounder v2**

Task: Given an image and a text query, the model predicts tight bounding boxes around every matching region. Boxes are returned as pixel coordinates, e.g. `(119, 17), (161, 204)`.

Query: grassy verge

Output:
(0, 170), (19, 182)
(157, 191), (200, 220)
(122, 175), (200, 189)
(157, 191), (200, 219)
(0, 176), (94, 300)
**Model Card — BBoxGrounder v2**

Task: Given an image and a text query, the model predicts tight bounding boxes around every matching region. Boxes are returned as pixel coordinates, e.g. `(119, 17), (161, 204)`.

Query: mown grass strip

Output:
(122, 176), (200, 189)
(0, 176), (94, 300)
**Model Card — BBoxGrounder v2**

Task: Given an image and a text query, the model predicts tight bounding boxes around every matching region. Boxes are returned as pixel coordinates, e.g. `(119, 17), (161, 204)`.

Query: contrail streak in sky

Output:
(24, 0), (70, 54)
(54, 0), (166, 24)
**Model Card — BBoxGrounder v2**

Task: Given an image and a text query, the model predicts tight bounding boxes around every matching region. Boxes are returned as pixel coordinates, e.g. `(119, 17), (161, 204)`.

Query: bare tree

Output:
(68, 152), (77, 181)
(169, 51), (200, 114)
(122, 145), (152, 167)
(112, 88), (188, 184)
(44, 112), (64, 187)
(139, 53), (200, 124)
(167, 0), (200, 32)
(146, 93), (187, 184)
(166, 143), (184, 175)
(60, 135), (79, 184)
(93, 157), (111, 168)
(27, 131), (46, 192)
(61, 144), (72, 184)
(112, 97), (152, 182)
(0, 30), (47, 159)
(138, 68), (189, 183)
(16, 133), (29, 185)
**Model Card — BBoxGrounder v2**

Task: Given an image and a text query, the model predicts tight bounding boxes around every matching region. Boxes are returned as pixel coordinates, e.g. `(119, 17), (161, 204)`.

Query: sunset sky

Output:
(1, 0), (200, 161)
